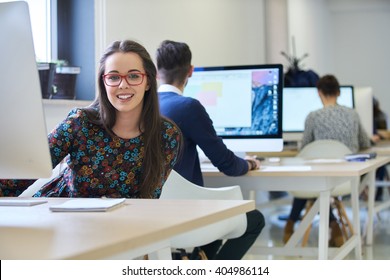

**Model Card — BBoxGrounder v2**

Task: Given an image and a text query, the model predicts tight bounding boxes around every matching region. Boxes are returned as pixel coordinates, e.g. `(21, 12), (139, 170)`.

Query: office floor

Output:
(244, 191), (390, 260)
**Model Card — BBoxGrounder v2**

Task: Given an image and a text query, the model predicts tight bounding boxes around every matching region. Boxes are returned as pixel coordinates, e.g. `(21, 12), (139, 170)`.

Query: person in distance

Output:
(284, 74), (371, 247)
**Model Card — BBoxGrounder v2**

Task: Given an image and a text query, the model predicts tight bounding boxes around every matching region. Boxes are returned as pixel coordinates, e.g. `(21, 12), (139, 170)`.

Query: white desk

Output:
(202, 156), (390, 260)
(0, 198), (254, 260)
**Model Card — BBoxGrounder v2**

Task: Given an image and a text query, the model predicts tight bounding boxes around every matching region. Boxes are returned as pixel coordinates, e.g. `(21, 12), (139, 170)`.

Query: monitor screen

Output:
(0, 2), (52, 179)
(283, 86), (354, 133)
(184, 64), (283, 152)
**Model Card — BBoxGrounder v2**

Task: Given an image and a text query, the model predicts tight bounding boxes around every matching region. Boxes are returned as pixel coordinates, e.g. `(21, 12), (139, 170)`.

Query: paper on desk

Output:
(202, 163), (312, 172)
(0, 199), (47, 206)
(261, 166), (312, 172)
(49, 198), (126, 212)
(305, 159), (345, 163)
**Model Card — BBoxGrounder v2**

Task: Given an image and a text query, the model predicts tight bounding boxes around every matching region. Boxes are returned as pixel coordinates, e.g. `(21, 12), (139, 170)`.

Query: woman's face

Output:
(103, 52), (149, 116)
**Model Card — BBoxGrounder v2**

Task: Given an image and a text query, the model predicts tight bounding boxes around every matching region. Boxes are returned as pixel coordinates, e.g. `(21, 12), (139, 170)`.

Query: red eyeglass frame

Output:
(102, 72), (147, 87)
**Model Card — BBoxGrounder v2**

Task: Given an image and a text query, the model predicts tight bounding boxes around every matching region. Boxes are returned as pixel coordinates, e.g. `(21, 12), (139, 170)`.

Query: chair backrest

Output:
(298, 139), (352, 159)
(19, 161), (67, 197)
(160, 170), (247, 248)
(160, 170), (244, 200)
(293, 140), (354, 198)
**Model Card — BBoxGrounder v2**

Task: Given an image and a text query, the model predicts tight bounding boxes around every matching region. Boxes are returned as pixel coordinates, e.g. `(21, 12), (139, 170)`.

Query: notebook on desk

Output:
(49, 198), (126, 212)
(261, 166), (312, 172)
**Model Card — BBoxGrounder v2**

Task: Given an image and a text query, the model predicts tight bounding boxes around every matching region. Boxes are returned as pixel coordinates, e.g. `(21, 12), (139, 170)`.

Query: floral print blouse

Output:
(0, 108), (181, 198)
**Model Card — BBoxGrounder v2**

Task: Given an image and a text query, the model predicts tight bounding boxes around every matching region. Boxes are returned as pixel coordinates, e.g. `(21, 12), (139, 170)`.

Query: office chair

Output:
(289, 139), (356, 246)
(159, 170), (247, 256)
(18, 161), (67, 197)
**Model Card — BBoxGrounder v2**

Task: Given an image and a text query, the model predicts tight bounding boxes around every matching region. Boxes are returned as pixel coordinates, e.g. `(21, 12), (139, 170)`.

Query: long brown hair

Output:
(85, 40), (164, 198)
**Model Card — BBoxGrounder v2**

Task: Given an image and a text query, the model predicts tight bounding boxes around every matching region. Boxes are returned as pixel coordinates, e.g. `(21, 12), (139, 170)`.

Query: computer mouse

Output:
(268, 157), (281, 163)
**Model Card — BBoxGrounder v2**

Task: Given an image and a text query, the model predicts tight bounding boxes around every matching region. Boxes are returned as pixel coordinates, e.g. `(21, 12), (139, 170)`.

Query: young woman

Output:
(284, 74), (371, 247)
(0, 40), (181, 198)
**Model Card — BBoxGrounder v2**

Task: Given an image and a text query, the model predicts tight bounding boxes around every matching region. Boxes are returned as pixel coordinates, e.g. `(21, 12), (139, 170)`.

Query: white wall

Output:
(97, 0), (266, 67)
(287, 0), (333, 74)
(264, 0), (289, 67)
(329, 0), (390, 117)
(283, 0), (390, 118)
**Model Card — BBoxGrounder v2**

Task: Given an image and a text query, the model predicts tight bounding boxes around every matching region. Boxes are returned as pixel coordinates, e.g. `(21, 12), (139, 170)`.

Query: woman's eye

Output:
(128, 73), (141, 80)
(108, 75), (120, 81)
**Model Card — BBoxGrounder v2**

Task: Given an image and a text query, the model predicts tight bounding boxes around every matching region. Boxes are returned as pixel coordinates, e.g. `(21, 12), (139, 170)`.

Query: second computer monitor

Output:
(283, 86), (355, 133)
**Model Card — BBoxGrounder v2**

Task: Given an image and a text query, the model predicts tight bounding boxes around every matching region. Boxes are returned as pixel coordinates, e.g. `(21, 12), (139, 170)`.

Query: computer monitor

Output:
(0, 1), (52, 179)
(184, 64), (283, 152)
(282, 86), (355, 141)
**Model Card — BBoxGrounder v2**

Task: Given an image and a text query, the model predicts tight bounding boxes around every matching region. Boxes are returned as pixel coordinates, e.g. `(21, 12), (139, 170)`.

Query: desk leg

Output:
(318, 190), (330, 260)
(285, 198), (319, 249)
(366, 171), (376, 245)
(351, 177), (362, 259)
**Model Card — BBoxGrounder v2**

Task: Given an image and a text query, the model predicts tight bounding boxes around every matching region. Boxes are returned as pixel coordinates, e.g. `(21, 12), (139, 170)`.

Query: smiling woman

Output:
(0, 40), (182, 200)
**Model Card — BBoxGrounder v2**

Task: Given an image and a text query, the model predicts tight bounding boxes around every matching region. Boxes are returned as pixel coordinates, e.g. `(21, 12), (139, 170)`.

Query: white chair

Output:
(159, 170), (247, 252)
(290, 140), (356, 246)
(19, 161), (67, 197)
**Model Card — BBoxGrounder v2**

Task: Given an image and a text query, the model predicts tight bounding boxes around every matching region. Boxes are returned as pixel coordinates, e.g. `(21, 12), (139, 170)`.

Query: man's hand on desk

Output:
(245, 156), (261, 170)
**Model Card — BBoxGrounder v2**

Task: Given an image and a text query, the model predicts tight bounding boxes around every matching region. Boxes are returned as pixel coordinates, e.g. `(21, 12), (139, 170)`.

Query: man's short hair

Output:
(156, 40), (192, 84)
(316, 74), (340, 97)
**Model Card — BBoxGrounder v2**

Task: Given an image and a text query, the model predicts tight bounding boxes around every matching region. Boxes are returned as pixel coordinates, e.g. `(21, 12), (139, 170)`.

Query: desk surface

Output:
(203, 156), (390, 196)
(365, 140), (390, 155)
(0, 198), (254, 260)
(203, 156), (390, 178)
(249, 139), (390, 158)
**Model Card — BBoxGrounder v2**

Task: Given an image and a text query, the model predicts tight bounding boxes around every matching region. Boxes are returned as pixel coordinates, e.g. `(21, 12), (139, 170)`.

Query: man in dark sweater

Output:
(156, 40), (265, 260)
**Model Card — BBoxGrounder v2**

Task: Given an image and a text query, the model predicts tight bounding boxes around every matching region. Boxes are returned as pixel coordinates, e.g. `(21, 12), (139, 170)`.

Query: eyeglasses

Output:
(102, 72), (147, 87)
